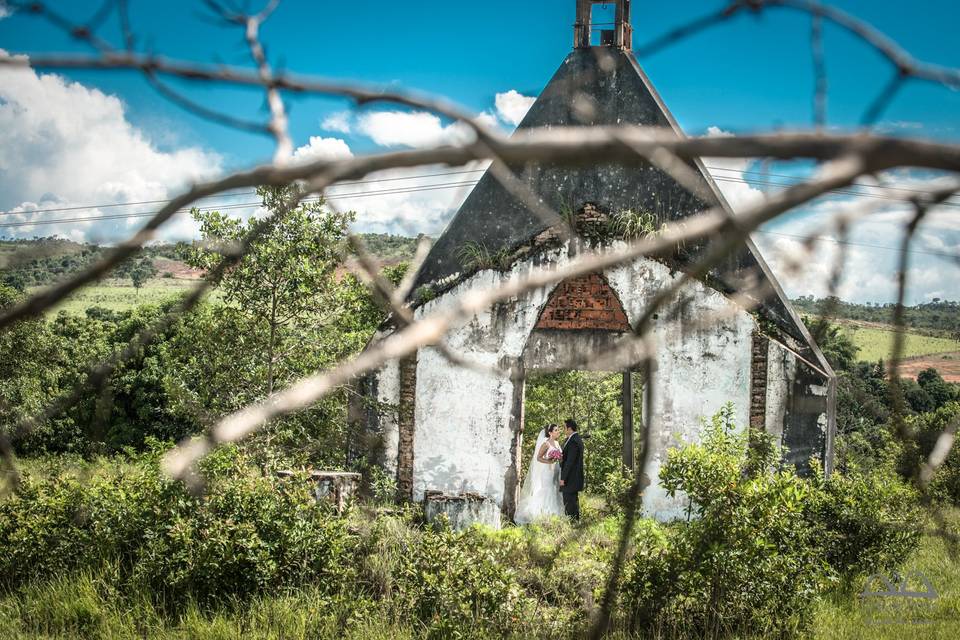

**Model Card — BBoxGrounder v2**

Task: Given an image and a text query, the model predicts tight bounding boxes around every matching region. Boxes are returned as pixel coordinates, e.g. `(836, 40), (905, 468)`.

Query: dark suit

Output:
(560, 432), (584, 520)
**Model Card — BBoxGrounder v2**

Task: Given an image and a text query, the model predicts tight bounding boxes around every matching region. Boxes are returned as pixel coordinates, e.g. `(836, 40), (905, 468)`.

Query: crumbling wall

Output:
(404, 239), (755, 523)
(782, 363), (830, 474)
(605, 257), (754, 520)
(364, 349), (401, 475)
(764, 339), (831, 472)
(765, 340), (798, 446)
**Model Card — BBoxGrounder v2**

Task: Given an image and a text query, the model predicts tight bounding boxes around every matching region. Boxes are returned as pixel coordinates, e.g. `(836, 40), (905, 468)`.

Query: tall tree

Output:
(188, 186), (354, 397)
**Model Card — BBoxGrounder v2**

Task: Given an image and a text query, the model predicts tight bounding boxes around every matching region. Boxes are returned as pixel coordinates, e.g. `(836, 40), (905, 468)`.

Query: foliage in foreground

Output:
(0, 406), (927, 639)
(622, 405), (922, 638)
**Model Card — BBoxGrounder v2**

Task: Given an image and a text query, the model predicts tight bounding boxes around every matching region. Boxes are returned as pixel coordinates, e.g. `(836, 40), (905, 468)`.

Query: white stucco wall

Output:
(402, 240), (756, 521)
(606, 257), (754, 519)
(373, 357), (401, 475)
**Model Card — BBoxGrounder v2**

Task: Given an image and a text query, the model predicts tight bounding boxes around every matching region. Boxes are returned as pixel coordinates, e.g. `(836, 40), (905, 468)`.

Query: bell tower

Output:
(574, 0), (632, 50)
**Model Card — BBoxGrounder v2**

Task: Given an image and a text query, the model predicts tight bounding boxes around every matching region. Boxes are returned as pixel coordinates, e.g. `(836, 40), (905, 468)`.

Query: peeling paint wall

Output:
(394, 239), (756, 522)
(605, 257), (754, 520)
(782, 364), (829, 473)
(372, 354), (401, 476)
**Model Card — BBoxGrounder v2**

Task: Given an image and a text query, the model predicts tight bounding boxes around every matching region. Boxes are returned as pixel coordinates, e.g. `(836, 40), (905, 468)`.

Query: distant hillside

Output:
(0, 238), (189, 290)
(1, 234), (422, 290)
(792, 295), (960, 337)
(358, 233), (421, 262)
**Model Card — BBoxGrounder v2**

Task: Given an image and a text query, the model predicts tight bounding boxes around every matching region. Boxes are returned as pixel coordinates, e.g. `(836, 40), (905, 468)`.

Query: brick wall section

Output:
(535, 273), (630, 331)
(750, 333), (769, 431)
(396, 353), (417, 501)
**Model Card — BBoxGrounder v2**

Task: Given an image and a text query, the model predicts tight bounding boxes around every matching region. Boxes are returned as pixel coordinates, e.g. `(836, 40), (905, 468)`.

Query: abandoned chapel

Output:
(351, 0), (836, 528)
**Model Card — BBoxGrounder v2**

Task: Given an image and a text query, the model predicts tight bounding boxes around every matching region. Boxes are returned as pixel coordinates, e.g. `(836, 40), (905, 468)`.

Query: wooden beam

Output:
(621, 370), (635, 471)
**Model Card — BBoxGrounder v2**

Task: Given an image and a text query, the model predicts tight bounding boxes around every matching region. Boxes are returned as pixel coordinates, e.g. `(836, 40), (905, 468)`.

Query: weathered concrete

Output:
(764, 339), (831, 472)
(357, 21), (835, 524)
(408, 47), (825, 370)
(605, 258), (755, 519)
(765, 340), (798, 446)
(385, 241), (756, 521)
(423, 492), (502, 530)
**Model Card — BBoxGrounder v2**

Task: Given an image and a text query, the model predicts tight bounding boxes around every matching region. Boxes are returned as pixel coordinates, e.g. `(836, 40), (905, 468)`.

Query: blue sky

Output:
(1, 0), (958, 302)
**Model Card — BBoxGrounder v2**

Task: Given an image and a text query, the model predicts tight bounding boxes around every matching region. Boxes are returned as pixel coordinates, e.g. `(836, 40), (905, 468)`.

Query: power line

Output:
(3, 163), (956, 219)
(709, 174), (960, 208)
(0, 168), (488, 217)
(0, 180), (480, 230)
(754, 230), (959, 261)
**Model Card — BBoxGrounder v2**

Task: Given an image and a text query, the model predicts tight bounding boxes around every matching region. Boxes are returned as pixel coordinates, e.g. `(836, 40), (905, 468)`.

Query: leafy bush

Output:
(0, 445), (354, 609)
(900, 401), (960, 505)
(804, 465), (921, 583)
(622, 404), (921, 638)
(394, 520), (526, 638)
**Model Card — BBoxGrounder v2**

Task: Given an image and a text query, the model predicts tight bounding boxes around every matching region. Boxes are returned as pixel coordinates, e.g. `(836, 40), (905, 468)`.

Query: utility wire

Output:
(0, 181), (479, 229)
(753, 230), (959, 261)
(0, 168), (488, 217)
(2, 164), (956, 219)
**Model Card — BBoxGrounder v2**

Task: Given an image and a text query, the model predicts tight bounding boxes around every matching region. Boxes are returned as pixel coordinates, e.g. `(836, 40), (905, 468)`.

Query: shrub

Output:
(804, 464), (922, 583)
(622, 404), (921, 638)
(900, 401), (960, 505)
(0, 445), (354, 609)
(393, 519), (526, 638)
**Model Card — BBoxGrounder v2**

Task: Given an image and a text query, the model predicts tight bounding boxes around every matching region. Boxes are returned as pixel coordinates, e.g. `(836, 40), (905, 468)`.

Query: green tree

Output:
(803, 317), (859, 372)
(917, 367), (956, 408)
(129, 261), (152, 293)
(188, 186), (354, 397)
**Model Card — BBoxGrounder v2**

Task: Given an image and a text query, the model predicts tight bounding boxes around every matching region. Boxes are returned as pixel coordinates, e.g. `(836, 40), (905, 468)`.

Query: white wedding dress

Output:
(514, 432), (565, 524)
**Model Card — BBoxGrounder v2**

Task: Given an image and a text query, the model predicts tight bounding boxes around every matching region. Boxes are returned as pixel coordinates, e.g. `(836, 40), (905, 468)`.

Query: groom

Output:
(559, 418), (584, 521)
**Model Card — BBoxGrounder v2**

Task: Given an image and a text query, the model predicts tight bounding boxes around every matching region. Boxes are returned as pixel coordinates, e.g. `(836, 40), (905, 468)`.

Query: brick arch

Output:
(534, 272), (630, 332)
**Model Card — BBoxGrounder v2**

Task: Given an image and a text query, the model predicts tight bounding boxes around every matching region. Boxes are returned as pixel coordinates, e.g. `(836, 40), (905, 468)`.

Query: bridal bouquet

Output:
(546, 449), (563, 463)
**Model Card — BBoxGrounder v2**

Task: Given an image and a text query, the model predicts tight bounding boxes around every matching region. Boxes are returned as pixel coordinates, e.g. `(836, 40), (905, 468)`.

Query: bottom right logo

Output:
(859, 570), (939, 626)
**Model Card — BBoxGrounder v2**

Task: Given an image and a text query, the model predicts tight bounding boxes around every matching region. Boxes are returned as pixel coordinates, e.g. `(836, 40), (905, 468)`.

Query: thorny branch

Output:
(1, 1), (960, 634)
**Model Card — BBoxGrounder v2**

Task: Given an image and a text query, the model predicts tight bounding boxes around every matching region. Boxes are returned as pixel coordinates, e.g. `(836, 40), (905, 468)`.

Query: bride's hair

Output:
(543, 423), (559, 438)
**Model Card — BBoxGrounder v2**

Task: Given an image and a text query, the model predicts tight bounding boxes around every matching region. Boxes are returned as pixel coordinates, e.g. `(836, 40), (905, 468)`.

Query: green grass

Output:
(841, 323), (960, 363)
(0, 573), (411, 640)
(28, 278), (198, 315)
(812, 509), (960, 639)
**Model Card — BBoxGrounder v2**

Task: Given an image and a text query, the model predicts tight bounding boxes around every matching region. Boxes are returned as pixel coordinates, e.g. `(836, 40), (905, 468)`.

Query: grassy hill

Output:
(795, 297), (960, 381)
(4, 234), (421, 316)
(836, 320), (960, 362)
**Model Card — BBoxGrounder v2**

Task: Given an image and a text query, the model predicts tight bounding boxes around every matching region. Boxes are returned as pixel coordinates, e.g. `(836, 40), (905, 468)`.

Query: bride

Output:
(514, 423), (565, 524)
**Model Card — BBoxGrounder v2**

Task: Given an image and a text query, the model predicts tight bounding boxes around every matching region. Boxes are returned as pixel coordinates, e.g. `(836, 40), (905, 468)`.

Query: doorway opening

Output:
(518, 368), (644, 504)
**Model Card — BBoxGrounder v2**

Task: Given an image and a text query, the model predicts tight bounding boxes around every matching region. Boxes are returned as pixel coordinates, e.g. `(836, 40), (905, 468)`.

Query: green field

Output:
(840, 322), (960, 363)
(29, 278), (198, 315)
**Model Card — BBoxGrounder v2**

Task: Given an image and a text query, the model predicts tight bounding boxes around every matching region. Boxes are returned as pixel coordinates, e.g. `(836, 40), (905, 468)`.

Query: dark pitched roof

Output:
(411, 47), (832, 374)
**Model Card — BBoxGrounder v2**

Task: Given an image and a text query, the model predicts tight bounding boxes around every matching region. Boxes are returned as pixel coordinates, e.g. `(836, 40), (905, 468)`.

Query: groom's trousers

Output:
(562, 491), (580, 521)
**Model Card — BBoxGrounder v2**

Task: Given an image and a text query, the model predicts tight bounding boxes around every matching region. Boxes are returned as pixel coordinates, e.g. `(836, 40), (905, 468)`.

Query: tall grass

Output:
(0, 566), (412, 639)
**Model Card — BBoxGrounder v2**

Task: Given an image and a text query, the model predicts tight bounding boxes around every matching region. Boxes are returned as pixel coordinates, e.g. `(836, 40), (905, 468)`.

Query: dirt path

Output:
(898, 352), (960, 382)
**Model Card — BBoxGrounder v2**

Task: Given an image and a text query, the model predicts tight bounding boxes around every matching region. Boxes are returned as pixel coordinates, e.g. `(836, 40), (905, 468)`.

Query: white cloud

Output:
(695, 132), (960, 303)
(326, 161), (488, 236)
(0, 3), (10, 20)
(356, 111), (475, 148)
(287, 133), (486, 236)
(320, 110), (351, 134)
(702, 126), (764, 212)
(0, 50), (222, 242)
(474, 110), (500, 131)
(752, 178), (960, 304)
(494, 90), (535, 126)
(291, 136), (353, 163)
